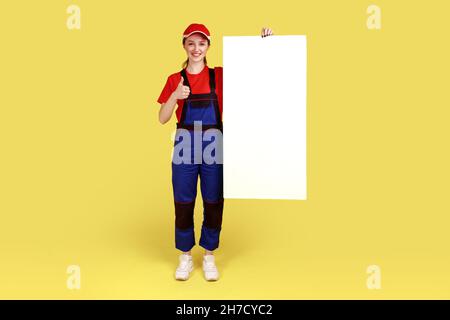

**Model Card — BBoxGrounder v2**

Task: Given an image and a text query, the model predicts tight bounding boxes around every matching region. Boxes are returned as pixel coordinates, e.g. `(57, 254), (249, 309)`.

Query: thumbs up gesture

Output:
(173, 76), (190, 100)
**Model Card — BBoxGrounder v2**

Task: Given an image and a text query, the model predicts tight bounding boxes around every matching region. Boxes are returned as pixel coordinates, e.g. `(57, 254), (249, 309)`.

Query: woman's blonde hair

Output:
(181, 37), (211, 69)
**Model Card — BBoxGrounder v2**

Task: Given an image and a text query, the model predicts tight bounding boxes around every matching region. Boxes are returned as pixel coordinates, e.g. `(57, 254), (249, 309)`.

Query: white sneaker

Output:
(175, 254), (193, 280)
(203, 255), (219, 281)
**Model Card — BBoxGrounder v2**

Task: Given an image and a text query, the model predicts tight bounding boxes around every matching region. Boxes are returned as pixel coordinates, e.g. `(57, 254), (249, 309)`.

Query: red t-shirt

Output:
(157, 65), (223, 123)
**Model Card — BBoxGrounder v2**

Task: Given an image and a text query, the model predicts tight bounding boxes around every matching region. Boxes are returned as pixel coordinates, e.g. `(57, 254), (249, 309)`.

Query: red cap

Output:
(183, 23), (211, 41)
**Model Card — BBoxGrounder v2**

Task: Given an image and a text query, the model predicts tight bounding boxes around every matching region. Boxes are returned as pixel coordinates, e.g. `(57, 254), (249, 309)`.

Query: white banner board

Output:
(223, 35), (307, 200)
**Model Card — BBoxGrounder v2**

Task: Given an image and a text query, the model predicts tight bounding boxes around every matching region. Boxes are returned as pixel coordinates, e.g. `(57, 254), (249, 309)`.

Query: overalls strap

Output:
(180, 68), (190, 90)
(208, 68), (215, 93)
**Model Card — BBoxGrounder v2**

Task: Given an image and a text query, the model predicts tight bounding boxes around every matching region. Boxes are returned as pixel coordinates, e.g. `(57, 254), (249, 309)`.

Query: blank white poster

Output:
(223, 35), (307, 200)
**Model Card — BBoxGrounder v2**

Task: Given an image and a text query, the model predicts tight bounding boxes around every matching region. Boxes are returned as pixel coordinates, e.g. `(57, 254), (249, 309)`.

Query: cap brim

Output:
(183, 31), (211, 40)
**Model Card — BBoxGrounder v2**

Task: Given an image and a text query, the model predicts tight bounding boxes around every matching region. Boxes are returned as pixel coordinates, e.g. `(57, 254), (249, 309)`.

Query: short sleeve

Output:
(157, 76), (173, 105)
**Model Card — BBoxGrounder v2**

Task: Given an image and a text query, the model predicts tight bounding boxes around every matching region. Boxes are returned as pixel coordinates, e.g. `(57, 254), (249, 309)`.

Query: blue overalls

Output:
(172, 67), (224, 252)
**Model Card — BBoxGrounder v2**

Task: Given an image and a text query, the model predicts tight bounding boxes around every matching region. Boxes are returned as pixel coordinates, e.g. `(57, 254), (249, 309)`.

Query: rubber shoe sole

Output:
(175, 264), (194, 281)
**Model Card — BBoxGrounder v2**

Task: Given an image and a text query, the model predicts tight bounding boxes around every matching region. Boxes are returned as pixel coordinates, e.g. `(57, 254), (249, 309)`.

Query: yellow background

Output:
(1, 0), (449, 299)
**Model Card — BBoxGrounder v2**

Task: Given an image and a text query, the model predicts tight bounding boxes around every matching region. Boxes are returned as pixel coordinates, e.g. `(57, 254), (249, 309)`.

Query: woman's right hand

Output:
(172, 76), (190, 100)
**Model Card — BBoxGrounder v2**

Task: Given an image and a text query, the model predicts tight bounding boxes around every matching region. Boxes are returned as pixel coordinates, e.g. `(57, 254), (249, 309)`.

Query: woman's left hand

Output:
(261, 27), (274, 37)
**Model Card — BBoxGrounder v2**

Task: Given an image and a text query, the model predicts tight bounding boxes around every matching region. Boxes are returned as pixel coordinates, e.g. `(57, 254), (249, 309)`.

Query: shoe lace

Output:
(178, 258), (191, 271)
(204, 260), (217, 272)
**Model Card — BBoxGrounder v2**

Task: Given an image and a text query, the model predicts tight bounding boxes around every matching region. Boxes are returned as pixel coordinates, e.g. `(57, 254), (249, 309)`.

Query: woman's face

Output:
(183, 33), (209, 63)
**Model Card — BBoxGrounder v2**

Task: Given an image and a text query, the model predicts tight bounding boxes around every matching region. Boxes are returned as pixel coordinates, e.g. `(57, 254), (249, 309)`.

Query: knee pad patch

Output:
(203, 199), (224, 229)
(175, 201), (195, 229)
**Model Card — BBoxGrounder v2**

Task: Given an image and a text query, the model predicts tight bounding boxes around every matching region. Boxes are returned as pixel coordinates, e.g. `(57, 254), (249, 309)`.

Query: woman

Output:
(157, 23), (273, 281)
